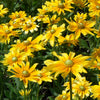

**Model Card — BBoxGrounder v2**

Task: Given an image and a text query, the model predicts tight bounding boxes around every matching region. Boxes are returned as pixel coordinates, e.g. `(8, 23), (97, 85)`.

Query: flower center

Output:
(20, 18), (25, 21)
(45, 8), (48, 12)
(62, 95), (67, 99)
(96, 6), (100, 10)
(39, 14), (44, 18)
(65, 60), (73, 67)
(16, 14), (20, 18)
(58, 3), (65, 9)
(51, 19), (54, 23)
(50, 29), (56, 34)
(77, 4), (81, 7)
(37, 73), (42, 77)
(23, 40), (30, 46)
(73, 79), (78, 84)
(12, 57), (18, 62)
(79, 86), (85, 91)
(26, 23), (32, 28)
(80, 17), (83, 19)
(22, 70), (30, 77)
(78, 23), (85, 29)
(5, 30), (10, 34)
(97, 63), (100, 66)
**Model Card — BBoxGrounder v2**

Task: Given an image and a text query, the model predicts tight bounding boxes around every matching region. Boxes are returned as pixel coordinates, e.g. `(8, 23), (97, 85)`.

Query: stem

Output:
(36, 84), (39, 100)
(24, 86), (27, 100)
(29, 82), (31, 100)
(69, 72), (72, 100)
(40, 21), (43, 34)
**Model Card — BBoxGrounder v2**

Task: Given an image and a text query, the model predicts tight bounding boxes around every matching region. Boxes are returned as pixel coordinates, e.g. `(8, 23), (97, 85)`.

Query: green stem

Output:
(36, 84), (39, 100)
(69, 72), (72, 100)
(24, 86), (27, 100)
(29, 82), (31, 100)
(40, 21), (43, 34)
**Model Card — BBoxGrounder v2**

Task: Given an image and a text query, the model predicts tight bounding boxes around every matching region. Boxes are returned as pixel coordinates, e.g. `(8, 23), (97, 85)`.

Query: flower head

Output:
(72, 76), (92, 99)
(55, 90), (70, 100)
(2, 49), (27, 70)
(42, 24), (65, 47)
(9, 62), (40, 88)
(65, 13), (95, 38)
(44, 51), (89, 78)
(0, 4), (8, 17)
(91, 82), (100, 99)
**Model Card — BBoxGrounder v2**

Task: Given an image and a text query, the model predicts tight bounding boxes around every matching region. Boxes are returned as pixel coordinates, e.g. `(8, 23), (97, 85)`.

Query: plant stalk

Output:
(69, 72), (72, 100)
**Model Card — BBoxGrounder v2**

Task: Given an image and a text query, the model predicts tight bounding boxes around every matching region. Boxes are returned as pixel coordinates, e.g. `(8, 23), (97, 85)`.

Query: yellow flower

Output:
(44, 51), (89, 79)
(9, 62), (40, 88)
(90, 57), (100, 70)
(36, 12), (49, 23)
(9, 11), (26, 21)
(45, 0), (73, 15)
(55, 90), (70, 100)
(0, 24), (21, 43)
(1, 49), (27, 71)
(72, 76), (92, 99)
(91, 82), (100, 99)
(73, 0), (88, 8)
(74, 12), (87, 22)
(19, 89), (31, 96)
(65, 13), (95, 38)
(0, 4), (8, 17)
(10, 35), (45, 58)
(37, 5), (49, 15)
(64, 33), (79, 46)
(31, 34), (46, 51)
(88, 0), (100, 17)
(35, 67), (53, 84)
(42, 24), (65, 47)
(22, 16), (38, 34)
(45, 14), (60, 25)
(91, 47), (100, 59)
(10, 39), (33, 58)
(94, 27), (100, 38)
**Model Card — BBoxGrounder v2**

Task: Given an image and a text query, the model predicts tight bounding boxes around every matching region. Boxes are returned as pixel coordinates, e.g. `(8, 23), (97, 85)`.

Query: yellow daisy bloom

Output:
(42, 24), (65, 47)
(37, 5), (49, 15)
(9, 62), (40, 88)
(45, 0), (73, 15)
(19, 89), (31, 96)
(36, 11), (49, 22)
(2, 49), (27, 71)
(64, 34), (79, 46)
(45, 14), (60, 25)
(10, 35), (45, 58)
(74, 12), (87, 22)
(55, 90), (70, 100)
(91, 82), (100, 99)
(0, 4), (8, 17)
(44, 51), (89, 78)
(0, 24), (21, 43)
(94, 27), (100, 38)
(65, 13), (95, 38)
(35, 67), (53, 84)
(72, 76), (92, 99)
(22, 16), (38, 34)
(91, 47), (100, 59)
(73, 0), (88, 8)
(9, 11), (27, 21)
(88, 0), (100, 17)
(90, 57), (100, 70)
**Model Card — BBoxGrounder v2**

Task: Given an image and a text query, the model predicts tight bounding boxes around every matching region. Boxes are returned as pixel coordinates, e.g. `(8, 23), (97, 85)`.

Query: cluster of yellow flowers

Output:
(1, 0), (100, 99)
